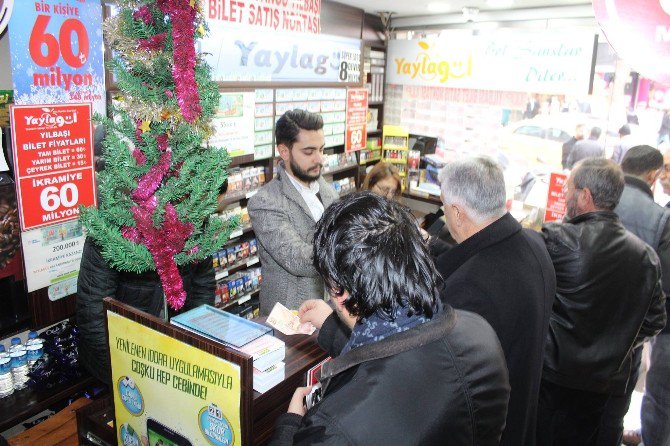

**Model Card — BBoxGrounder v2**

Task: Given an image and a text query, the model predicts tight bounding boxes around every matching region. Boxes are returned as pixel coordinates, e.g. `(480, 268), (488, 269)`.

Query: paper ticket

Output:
(267, 302), (316, 335)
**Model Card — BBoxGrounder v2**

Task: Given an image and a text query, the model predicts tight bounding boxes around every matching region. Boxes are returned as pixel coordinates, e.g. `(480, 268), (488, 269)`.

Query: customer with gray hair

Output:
(538, 158), (666, 445)
(433, 156), (556, 446)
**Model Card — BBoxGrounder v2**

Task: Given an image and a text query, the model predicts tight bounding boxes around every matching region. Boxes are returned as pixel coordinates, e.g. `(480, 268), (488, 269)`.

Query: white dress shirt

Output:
(286, 172), (324, 221)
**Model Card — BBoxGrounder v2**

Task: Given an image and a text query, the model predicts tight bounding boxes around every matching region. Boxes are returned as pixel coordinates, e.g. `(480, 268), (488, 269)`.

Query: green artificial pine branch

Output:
(80, 0), (234, 274)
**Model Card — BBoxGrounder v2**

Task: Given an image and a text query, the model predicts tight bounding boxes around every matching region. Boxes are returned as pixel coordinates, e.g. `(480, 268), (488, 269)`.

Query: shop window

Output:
(546, 128), (571, 142)
(514, 126), (544, 138)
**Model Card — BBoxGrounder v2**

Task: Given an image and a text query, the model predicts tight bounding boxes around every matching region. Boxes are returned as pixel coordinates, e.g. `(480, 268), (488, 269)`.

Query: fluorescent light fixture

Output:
(486, 0), (514, 7)
(427, 2), (450, 13)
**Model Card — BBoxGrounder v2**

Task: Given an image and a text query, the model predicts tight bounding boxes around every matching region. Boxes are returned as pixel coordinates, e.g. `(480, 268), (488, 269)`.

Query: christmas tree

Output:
(80, 0), (236, 310)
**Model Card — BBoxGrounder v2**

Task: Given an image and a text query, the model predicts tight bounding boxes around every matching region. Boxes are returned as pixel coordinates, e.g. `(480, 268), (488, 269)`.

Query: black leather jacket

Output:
(542, 212), (666, 394)
(76, 238), (215, 384)
(271, 307), (511, 445)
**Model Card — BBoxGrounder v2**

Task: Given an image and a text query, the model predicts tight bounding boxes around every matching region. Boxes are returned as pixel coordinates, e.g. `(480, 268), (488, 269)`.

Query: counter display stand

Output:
(97, 298), (327, 446)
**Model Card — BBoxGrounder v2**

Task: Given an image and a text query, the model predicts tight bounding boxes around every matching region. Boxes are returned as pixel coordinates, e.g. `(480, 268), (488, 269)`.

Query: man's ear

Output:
(579, 187), (594, 210)
(452, 204), (466, 226)
(277, 143), (290, 161)
(645, 169), (660, 186)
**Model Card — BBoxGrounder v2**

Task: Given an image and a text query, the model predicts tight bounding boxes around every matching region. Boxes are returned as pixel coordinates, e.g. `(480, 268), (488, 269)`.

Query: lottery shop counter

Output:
(81, 298), (327, 446)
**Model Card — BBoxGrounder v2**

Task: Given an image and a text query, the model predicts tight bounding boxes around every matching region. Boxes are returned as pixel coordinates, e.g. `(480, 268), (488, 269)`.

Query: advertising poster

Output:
(108, 312), (242, 446)
(544, 172), (567, 222)
(201, 24), (361, 83)
(209, 92), (256, 157)
(387, 32), (595, 94)
(204, 0), (321, 34)
(20, 219), (84, 295)
(0, 182), (23, 281)
(8, 0), (106, 115)
(0, 90), (13, 127)
(345, 88), (367, 152)
(10, 103), (96, 231)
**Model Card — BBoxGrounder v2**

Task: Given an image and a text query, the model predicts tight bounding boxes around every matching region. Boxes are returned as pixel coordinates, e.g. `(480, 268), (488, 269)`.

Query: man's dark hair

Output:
(621, 145), (663, 176)
(573, 158), (625, 210)
(589, 127), (602, 139)
(618, 124), (631, 137)
(313, 191), (440, 320)
(275, 109), (324, 149)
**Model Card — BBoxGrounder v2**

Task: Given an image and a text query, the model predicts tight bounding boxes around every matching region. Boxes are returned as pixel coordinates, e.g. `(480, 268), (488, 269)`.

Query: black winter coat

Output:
(433, 213), (556, 446)
(542, 211), (666, 394)
(270, 307), (511, 446)
(76, 238), (215, 383)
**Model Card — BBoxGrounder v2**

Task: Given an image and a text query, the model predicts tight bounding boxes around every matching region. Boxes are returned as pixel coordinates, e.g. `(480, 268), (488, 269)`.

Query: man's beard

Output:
(565, 193), (578, 220)
(290, 156), (321, 183)
(661, 179), (670, 196)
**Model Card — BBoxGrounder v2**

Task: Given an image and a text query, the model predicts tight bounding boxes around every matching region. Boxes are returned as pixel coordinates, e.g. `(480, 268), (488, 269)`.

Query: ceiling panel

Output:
(330, 0), (592, 19)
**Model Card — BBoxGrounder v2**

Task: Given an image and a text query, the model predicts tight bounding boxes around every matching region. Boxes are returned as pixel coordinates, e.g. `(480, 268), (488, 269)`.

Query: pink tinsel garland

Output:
(157, 0), (202, 123)
(138, 33), (167, 52)
(133, 5), (154, 25)
(120, 0), (205, 310)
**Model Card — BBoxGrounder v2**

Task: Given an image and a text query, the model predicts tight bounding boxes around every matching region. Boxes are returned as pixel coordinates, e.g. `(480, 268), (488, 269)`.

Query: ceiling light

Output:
(486, 0), (514, 7)
(427, 2), (450, 13)
(462, 6), (480, 22)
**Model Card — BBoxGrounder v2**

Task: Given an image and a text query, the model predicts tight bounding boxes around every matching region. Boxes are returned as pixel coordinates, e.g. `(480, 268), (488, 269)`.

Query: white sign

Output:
(21, 220), (85, 295)
(201, 24), (361, 83)
(387, 32), (595, 94)
(209, 91), (256, 157)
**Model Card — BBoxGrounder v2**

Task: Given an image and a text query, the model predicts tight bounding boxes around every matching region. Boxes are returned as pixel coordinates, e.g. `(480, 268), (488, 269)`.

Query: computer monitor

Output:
(408, 134), (438, 157)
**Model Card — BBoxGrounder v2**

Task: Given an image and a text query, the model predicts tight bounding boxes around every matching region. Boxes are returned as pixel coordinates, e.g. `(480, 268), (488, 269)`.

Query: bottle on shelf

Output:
(0, 345), (14, 398)
(9, 337), (29, 390)
(25, 331), (44, 367)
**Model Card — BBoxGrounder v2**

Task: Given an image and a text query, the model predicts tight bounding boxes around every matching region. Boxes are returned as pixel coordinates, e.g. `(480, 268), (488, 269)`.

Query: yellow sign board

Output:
(108, 311), (242, 446)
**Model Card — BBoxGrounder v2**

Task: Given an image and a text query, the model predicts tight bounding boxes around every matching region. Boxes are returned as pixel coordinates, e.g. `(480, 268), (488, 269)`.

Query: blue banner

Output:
(8, 0), (105, 115)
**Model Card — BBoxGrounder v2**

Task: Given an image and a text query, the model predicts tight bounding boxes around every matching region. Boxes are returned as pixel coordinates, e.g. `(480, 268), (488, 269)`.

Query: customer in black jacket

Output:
(432, 156), (555, 446)
(539, 158), (666, 445)
(613, 146), (670, 446)
(271, 192), (510, 446)
(76, 238), (215, 384)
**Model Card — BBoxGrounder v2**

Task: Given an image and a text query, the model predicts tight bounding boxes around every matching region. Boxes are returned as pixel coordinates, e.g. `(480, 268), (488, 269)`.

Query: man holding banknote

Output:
(249, 109), (338, 315)
(269, 192), (510, 445)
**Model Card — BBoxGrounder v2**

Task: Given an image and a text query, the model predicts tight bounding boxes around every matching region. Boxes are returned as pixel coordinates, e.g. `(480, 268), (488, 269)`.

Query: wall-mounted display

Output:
(202, 25), (361, 83)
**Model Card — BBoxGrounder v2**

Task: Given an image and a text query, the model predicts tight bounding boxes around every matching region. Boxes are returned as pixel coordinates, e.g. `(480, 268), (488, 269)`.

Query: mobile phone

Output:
(305, 382), (323, 410)
(146, 418), (192, 446)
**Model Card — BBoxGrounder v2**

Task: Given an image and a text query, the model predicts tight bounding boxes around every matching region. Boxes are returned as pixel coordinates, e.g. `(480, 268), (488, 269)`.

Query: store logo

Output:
(199, 404), (234, 446)
(23, 108), (79, 129)
(393, 41), (473, 84)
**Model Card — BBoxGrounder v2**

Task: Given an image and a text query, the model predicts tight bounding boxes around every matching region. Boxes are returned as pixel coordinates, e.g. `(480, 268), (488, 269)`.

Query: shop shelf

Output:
(215, 256), (260, 281)
(221, 288), (261, 310)
(321, 163), (359, 176)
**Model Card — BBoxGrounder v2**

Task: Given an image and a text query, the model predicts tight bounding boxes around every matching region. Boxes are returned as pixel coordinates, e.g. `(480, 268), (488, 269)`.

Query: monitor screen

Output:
(408, 134), (438, 156)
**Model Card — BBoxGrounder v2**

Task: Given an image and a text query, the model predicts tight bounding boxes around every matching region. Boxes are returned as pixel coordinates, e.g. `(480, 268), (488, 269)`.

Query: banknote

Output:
(267, 302), (316, 335)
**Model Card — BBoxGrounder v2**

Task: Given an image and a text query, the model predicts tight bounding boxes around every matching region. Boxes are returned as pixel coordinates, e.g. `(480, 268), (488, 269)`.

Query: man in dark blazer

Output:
(432, 156), (556, 446)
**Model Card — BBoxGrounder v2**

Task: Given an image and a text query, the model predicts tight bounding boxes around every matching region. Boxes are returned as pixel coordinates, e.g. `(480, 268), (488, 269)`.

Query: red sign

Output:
(345, 88), (368, 153)
(544, 172), (567, 222)
(593, 0), (670, 87)
(10, 103), (96, 230)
